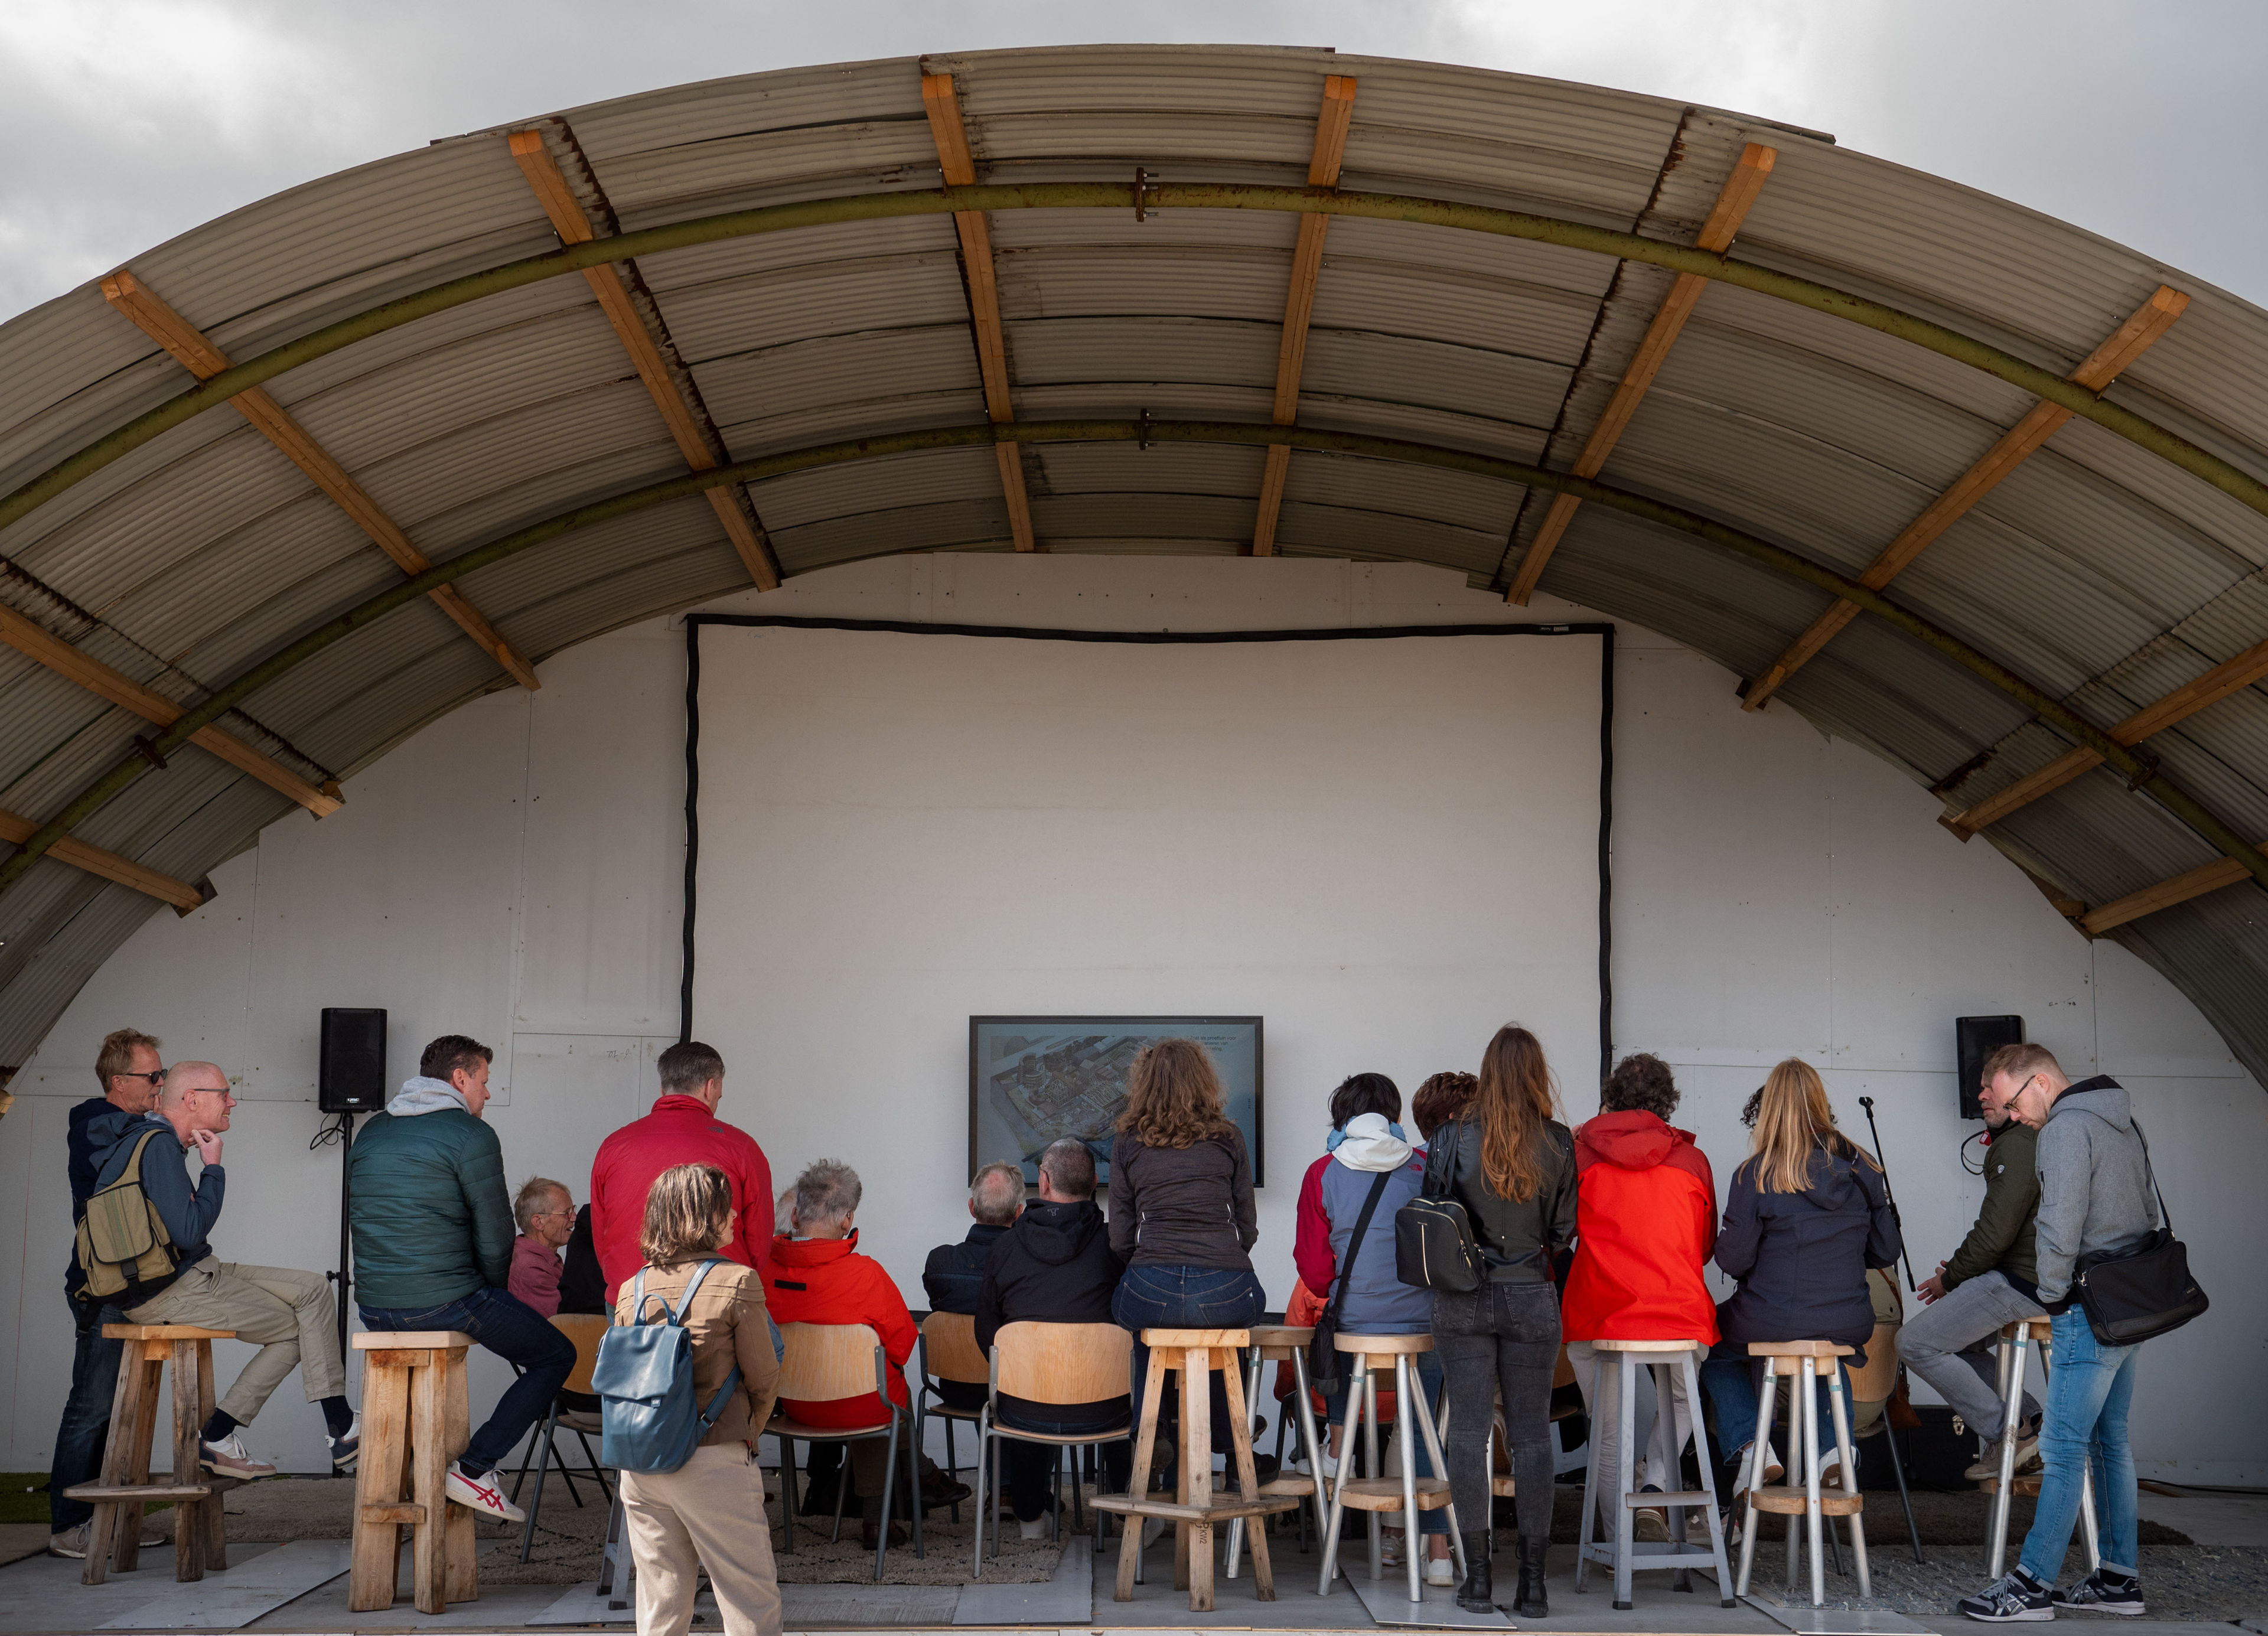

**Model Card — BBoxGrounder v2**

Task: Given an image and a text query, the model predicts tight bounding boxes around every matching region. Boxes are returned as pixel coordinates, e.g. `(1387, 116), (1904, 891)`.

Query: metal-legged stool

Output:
(1984, 1318), (2100, 1580)
(1225, 1324), (1329, 1579)
(1316, 1332), (1467, 1604)
(1575, 1339), (1735, 1610)
(1733, 1340), (1867, 1608)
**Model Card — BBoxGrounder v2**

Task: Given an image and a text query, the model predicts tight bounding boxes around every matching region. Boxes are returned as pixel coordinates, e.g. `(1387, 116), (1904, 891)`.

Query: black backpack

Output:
(1394, 1117), (1485, 1294)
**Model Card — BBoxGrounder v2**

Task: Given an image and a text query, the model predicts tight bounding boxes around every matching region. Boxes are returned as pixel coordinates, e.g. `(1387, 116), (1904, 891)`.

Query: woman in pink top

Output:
(509, 1177), (576, 1316)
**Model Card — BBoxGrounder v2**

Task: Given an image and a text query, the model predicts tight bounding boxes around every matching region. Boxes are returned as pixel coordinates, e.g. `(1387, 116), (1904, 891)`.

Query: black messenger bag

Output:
(2070, 1120), (2208, 1347)
(1394, 1117), (1485, 1294)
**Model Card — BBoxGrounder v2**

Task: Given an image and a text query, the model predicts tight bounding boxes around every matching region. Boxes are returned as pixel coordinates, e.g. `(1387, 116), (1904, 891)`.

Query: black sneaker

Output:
(1959, 1567), (2056, 1622)
(2051, 1571), (2145, 1617)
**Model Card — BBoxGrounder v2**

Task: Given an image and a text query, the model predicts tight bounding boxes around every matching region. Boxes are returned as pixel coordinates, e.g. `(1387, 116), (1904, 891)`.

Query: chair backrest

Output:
(777, 1322), (885, 1403)
(922, 1311), (988, 1385)
(995, 1322), (1131, 1406)
(551, 1312), (610, 1397)
(1847, 1320), (1899, 1403)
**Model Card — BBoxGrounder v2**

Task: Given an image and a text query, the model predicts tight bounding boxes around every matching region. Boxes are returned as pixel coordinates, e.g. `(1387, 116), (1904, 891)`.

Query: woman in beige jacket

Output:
(615, 1164), (783, 1636)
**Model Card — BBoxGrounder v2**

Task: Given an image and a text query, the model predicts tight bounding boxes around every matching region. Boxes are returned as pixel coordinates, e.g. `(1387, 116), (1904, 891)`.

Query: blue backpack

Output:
(594, 1260), (744, 1474)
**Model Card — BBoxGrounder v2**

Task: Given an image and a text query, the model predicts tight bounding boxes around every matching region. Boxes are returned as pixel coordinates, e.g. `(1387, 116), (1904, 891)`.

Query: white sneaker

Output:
(1733, 1441), (1783, 1498)
(1818, 1446), (1857, 1490)
(200, 1432), (277, 1478)
(1425, 1554), (1456, 1586)
(1019, 1516), (1050, 1540)
(444, 1461), (526, 1523)
(1140, 1516), (1166, 1550)
(1318, 1448), (1340, 1479)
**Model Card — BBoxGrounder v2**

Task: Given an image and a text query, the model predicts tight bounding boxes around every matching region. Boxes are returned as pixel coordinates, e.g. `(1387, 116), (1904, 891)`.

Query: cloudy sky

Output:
(4, 0), (2263, 324)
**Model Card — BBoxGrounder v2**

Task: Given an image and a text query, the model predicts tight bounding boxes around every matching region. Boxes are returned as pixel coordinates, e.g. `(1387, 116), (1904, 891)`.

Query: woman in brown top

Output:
(615, 1164), (783, 1636)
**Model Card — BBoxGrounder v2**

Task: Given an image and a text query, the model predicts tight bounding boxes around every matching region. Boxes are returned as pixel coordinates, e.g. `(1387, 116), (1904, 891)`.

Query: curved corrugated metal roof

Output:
(5, 43), (2268, 1080)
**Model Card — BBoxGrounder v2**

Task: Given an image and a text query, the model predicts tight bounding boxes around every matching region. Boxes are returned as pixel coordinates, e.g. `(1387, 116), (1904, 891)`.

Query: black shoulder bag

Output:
(2070, 1119), (2207, 1346)
(1308, 1169), (1392, 1394)
(1394, 1117), (1486, 1294)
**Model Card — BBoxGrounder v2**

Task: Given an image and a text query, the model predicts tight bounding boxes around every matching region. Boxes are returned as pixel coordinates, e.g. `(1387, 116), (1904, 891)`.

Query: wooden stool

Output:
(1984, 1318), (2100, 1581)
(1094, 1328), (1297, 1612)
(349, 1331), (477, 1615)
(1573, 1339), (1735, 1610)
(66, 1324), (237, 1586)
(1224, 1324), (1329, 1580)
(1733, 1340), (1866, 1608)
(1317, 1332), (1465, 1605)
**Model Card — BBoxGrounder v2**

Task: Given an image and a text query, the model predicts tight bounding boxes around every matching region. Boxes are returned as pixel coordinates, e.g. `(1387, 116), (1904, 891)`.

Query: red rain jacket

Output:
(766, 1231), (917, 1428)
(589, 1094), (774, 1299)
(1560, 1110), (1719, 1345)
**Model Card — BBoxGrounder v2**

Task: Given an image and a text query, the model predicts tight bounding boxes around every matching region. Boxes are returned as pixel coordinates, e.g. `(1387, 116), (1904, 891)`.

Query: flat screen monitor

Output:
(969, 1016), (1263, 1187)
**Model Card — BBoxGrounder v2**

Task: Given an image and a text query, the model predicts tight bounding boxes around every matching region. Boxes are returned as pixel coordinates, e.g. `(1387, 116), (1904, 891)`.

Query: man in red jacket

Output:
(589, 1041), (772, 1301)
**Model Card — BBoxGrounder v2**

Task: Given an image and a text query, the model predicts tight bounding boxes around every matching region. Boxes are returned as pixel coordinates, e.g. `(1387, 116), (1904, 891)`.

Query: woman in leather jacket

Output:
(1428, 1025), (1578, 1617)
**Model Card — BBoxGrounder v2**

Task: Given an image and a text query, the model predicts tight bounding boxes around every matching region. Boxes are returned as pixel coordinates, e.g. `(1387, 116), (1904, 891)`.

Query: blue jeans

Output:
(1323, 1347), (1448, 1533)
(50, 1301), (126, 1533)
(1112, 1264), (1266, 1458)
(1699, 1349), (1852, 1471)
(360, 1286), (575, 1476)
(2019, 1308), (2141, 1583)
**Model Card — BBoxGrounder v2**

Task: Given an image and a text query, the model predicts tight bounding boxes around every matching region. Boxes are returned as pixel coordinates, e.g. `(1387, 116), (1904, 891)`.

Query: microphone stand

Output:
(1858, 1096), (1918, 1292)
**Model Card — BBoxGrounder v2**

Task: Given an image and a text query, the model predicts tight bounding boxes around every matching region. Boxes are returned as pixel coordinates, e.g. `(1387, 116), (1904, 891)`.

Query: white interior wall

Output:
(4, 554), (2261, 1486)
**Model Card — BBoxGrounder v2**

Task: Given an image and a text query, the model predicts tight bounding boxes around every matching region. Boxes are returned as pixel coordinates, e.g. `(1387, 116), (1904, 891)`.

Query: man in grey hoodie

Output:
(1959, 1045), (2158, 1624)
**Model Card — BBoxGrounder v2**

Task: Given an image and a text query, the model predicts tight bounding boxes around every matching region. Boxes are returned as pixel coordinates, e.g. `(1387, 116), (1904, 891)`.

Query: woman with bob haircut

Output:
(614, 1163), (783, 1636)
(1108, 1038), (1262, 1464)
(1428, 1025), (1578, 1618)
(1700, 1058), (1902, 1505)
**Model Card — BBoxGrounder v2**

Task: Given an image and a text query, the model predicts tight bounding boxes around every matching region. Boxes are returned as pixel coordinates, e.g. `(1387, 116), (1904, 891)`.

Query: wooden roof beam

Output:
(1744, 283), (2189, 711)
(0, 601), (341, 817)
(919, 73), (1037, 553)
(1252, 74), (1358, 558)
(506, 131), (779, 590)
(100, 271), (540, 690)
(1507, 142), (1777, 604)
(0, 806), (207, 912)
(2080, 840), (2268, 936)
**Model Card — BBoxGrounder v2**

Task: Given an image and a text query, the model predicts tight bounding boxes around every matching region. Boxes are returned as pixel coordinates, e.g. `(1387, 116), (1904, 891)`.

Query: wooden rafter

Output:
(506, 131), (780, 590)
(2080, 842), (2268, 936)
(1744, 284), (2189, 710)
(0, 806), (206, 911)
(1507, 142), (1777, 604)
(920, 72), (1037, 553)
(100, 271), (539, 690)
(1251, 74), (1358, 558)
(0, 601), (341, 817)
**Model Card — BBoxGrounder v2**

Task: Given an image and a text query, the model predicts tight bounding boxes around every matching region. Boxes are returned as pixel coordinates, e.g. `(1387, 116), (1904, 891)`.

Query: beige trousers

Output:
(621, 1443), (783, 1636)
(125, 1260), (344, 1425)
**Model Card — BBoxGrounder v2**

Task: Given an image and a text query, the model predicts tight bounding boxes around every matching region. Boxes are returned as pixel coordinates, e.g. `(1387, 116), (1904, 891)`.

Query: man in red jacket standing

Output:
(589, 1041), (772, 1301)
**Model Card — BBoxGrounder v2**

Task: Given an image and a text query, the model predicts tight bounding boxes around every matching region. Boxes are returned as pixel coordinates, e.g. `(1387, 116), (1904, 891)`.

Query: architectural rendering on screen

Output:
(969, 1016), (1263, 1185)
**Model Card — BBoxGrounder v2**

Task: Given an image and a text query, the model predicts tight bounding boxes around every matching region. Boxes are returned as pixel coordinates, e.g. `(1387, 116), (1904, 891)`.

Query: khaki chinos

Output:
(123, 1259), (346, 1424)
(621, 1442), (784, 1636)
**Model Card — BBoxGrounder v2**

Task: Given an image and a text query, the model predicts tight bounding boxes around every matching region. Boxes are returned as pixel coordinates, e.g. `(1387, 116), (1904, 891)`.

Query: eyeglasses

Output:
(113, 1070), (165, 1087)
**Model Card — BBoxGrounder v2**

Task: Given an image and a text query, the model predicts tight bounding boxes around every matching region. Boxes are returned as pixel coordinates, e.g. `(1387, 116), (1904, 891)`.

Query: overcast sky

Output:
(4, 0), (2264, 324)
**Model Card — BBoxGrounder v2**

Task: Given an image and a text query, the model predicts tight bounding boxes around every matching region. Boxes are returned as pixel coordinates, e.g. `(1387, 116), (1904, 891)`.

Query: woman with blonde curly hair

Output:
(1107, 1038), (1263, 1460)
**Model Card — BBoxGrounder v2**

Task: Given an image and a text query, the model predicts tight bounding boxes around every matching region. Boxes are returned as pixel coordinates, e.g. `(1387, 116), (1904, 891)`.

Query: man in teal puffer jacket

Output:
(346, 1034), (573, 1524)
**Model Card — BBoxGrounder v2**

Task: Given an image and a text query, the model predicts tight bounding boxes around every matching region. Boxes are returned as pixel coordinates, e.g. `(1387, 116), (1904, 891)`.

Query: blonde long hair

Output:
(1475, 1025), (1560, 1201)
(1743, 1058), (1873, 1194)
(1117, 1038), (1237, 1149)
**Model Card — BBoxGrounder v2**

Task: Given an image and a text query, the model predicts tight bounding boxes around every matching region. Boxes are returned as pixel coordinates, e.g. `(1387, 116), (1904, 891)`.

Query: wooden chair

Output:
(1094, 1328), (1298, 1612)
(1733, 1340), (1865, 1608)
(1316, 1332), (1465, 1605)
(1983, 1317), (2100, 1581)
(66, 1323), (236, 1585)
(349, 1329), (477, 1615)
(1224, 1323), (1327, 1579)
(915, 1311), (987, 1523)
(764, 1321), (920, 1580)
(970, 1321), (1131, 1577)
(514, 1313), (613, 1563)
(1572, 1338), (1735, 1611)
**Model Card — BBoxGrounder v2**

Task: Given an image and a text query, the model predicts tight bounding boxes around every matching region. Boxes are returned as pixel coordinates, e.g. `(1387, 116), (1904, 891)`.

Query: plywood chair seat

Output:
(1331, 1475), (1452, 1513)
(1980, 1475), (2044, 1497)
(1331, 1331), (1433, 1354)
(1745, 1340), (1854, 1359)
(766, 1413), (895, 1440)
(1749, 1485), (1864, 1517)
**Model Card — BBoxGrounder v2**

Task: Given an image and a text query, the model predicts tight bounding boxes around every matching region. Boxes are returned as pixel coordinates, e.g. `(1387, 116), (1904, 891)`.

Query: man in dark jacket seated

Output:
(975, 1139), (1131, 1536)
(922, 1162), (1025, 1415)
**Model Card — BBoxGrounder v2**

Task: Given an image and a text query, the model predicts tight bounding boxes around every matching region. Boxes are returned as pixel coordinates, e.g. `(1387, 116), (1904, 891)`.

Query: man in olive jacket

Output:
(346, 1035), (572, 1524)
(1900, 1045), (2045, 1475)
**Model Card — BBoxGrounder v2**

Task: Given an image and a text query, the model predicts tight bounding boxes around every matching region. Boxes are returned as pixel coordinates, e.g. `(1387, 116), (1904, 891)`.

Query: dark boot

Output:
(1514, 1533), (1549, 1619)
(1455, 1530), (1494, 1614)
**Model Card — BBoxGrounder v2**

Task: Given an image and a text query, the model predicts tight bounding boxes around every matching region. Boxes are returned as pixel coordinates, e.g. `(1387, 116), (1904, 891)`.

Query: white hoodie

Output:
(1330, 1111), (1415, 1172)
(387, 1076), (468, 1117)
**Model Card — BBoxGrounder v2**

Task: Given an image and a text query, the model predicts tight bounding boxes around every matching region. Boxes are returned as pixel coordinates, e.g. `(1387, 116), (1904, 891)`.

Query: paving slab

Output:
(1345, 1572), (1509, 1628)
(0, 1541), (292, 1633)
(956, 1538), (1092, 1625)
(1741, 1594), (1930, 1636)
(97, 1541), (354, 1629)
(2136, 1491), (2268, 1549)
(0, 1529), (51, 1570)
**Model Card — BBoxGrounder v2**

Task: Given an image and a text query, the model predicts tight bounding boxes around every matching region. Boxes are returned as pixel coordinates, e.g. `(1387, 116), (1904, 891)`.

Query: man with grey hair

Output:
(923, 1161), (1028, 1414)
(81, 1060), (355, 1483)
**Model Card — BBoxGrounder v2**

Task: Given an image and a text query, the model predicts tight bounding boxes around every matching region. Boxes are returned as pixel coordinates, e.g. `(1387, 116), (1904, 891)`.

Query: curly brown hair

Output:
(1600, 1052), (1679, 1120)
(1117, 1038), (1236, 1149)
(1410, 1071), (1477, 1140)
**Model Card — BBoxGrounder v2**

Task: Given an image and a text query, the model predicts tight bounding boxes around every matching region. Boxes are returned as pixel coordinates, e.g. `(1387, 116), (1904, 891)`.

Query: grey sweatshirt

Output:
(2033, 1076), (2158, 1308)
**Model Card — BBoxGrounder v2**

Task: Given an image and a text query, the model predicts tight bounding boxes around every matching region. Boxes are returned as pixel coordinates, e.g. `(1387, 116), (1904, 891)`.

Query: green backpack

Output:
(74, 1129), (186, 1301)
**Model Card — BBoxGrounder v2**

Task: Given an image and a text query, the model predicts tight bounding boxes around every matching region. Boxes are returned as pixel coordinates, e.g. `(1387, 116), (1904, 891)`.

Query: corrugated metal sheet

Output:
(5, 44), (2268, 1084)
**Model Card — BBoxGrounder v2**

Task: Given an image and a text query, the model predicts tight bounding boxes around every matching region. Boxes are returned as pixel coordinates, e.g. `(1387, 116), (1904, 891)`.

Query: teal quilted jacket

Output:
(344, 1084), (513, 1310)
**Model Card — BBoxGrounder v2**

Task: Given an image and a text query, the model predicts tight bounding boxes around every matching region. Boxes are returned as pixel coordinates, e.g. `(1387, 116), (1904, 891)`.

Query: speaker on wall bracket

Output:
(1956, 1014), (2025, 1120)
(319, 1007), (387, 1112)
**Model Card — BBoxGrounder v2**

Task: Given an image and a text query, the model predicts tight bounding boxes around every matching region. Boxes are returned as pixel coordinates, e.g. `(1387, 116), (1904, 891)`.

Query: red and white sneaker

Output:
(444, 1461), (526, 1523)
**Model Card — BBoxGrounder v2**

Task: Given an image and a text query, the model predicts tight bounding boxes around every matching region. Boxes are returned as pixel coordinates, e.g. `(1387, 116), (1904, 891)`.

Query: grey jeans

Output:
(1433, 1280), (1560, 1543)
(1898, 1270), (2044, 1439)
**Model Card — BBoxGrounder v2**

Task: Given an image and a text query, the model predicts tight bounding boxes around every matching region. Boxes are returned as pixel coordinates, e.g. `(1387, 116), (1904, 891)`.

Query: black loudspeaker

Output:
(1956, 1014), (2024, 1120)
(319, 1008), (387, 1112)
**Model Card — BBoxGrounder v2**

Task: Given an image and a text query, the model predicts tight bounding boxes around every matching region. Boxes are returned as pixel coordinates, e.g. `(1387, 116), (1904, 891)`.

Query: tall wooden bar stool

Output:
(67, 1324), (237, 1586)
(1573, 1339), (1735, 1610)
(349, 1330), (477, 1615)
(1316, 1332), (1466, 1605)
(1224, 1323), (1328, 1580)
(1984, 1318), (2100, 1581)
(1094, 1328), (1297, 1612)
(1733, 1340), (1866, 1608)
